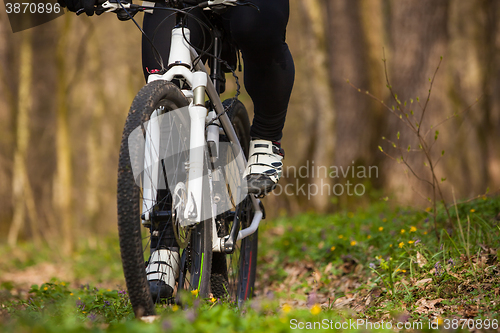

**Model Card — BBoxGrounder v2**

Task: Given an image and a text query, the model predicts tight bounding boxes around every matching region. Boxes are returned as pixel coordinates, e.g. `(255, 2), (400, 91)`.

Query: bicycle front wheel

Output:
(117, 80), (212, 317)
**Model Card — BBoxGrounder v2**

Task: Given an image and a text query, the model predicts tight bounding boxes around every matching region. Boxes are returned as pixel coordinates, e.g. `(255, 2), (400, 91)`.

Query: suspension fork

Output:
(183, 72), (208, 226)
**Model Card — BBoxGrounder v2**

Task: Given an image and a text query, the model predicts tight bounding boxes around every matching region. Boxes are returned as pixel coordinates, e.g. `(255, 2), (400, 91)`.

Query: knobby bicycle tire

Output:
(117, 80), (212, 317)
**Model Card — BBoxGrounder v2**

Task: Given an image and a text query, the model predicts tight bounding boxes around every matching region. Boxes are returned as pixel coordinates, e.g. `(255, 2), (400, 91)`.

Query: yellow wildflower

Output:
(409, 226), (417, 232)
(470, 209), (475, 213)
(338, 235), (344, 239)
(282, 304), (292, 313)
(191, 289), (199, 296)
(398, 242), (404, 248)
(61, 282), (66, 286)
(425, 207), (432, 212)
(44, 287), (48, 291)
(402, 270), (406, 273)
(210, 297), (216, 303)
(70, 293), (73, 296)
(330, 246), (336, 251)
(378, 227), (383, 231)
(172, 304), (179, 312)
(350, 240), (357, 246)
(107, 289), (111, 292)
(408, 240), (414, 244)
(367, 235), (371, 239)
(401, 229), (406, 234)
(310, 304), (321, 315)
(424, 231), (428, 235)
(389, 244), (393, 248)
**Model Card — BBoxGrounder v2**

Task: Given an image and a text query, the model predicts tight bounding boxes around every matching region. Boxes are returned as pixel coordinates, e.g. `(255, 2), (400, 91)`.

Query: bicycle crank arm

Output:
(222, 187), (242, 254)
(214, 198), (264, 253)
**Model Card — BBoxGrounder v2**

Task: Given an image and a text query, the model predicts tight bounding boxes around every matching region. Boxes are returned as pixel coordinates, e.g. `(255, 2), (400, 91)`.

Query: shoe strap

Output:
(249, 140), (285, 159)
(146, 249), (179, 282)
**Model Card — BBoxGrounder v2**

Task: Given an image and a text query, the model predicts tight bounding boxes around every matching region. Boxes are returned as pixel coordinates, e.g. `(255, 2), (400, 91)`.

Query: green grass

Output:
(0, 196), (499, 332)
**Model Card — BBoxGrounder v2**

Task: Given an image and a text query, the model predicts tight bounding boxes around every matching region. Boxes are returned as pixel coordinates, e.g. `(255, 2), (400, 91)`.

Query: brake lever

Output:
(75, 0), (131, 15)
(199, 0), (259, 11)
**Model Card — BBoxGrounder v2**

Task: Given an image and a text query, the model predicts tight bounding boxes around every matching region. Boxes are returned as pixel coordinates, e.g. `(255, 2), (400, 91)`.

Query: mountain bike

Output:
(87, 0), (264, 317)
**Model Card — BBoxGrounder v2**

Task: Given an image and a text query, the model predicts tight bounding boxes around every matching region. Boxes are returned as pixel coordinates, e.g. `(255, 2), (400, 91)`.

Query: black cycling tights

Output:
(142, 0), (295, 141)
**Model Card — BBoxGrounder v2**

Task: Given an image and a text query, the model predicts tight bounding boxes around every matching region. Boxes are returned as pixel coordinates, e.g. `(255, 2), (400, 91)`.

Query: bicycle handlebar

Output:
(75, 0), (257, 16)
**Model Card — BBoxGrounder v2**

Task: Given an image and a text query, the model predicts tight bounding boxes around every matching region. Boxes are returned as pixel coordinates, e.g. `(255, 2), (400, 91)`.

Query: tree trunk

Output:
(54, 15), (74, 253)
(297, 0), (336, 212)
(384, 0), (450, 202)
(85, 25), (106, 239)
(7, 28), (41, 247)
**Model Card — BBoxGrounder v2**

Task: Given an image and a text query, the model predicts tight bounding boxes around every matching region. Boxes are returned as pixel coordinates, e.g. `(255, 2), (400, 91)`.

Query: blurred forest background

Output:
(1, 0), (499, 250)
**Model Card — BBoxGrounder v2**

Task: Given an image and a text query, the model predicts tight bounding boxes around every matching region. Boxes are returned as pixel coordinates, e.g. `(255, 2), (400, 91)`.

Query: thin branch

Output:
(418, 57), (443, 134)
(347, 80), (415, 132)
(400, 155), (434, 187)
(423, 95), (483, 138)
(450, 189), (500, 206)
(382, 49), (417, 133)
(400, 163), (431, 202)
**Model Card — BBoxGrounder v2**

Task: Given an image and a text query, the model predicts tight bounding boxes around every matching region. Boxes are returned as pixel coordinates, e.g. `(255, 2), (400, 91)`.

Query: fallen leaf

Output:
(415, 298), (444, 314)
(312, 271), (321, 283)
(333, 297), (355, 308)
(417, 252), (428, 267)
(415, 278), (432, 288)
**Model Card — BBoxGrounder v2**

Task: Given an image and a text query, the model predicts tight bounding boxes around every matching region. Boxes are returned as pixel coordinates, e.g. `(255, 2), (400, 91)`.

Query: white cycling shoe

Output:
(243, 139), (284, 197)
(146, 248), (179, 302)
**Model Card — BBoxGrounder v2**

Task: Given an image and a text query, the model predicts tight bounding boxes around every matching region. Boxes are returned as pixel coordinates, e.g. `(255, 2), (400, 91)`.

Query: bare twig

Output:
(418, 57), (443, 134)
(349, 53), (456, 238)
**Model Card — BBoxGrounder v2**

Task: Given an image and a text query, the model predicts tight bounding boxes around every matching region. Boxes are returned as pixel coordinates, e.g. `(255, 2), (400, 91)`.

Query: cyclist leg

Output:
(225, 0), (295, 194)
(225, 0), (294, 142)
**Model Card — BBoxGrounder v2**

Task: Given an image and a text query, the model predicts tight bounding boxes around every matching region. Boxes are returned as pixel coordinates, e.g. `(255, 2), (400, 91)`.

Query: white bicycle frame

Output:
(143, 26), (263, 252)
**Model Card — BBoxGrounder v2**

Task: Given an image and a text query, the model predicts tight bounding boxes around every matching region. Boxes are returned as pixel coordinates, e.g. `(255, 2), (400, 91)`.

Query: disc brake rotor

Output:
(172, 182), (191, 248)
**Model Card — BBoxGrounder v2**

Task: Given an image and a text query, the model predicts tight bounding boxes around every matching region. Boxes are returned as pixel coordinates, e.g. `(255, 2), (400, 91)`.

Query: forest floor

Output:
(0, 197), (499, 332)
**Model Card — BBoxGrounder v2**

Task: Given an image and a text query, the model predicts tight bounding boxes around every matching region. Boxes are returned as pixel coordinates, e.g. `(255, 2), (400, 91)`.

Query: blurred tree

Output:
(296, 0), (336, 212)
(7, 27), (41, 247)
(54, 14), (74, 253)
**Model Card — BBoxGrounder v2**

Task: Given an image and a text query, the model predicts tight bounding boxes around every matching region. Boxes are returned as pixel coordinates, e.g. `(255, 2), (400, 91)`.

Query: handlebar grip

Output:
(75, 4), (110, 15)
